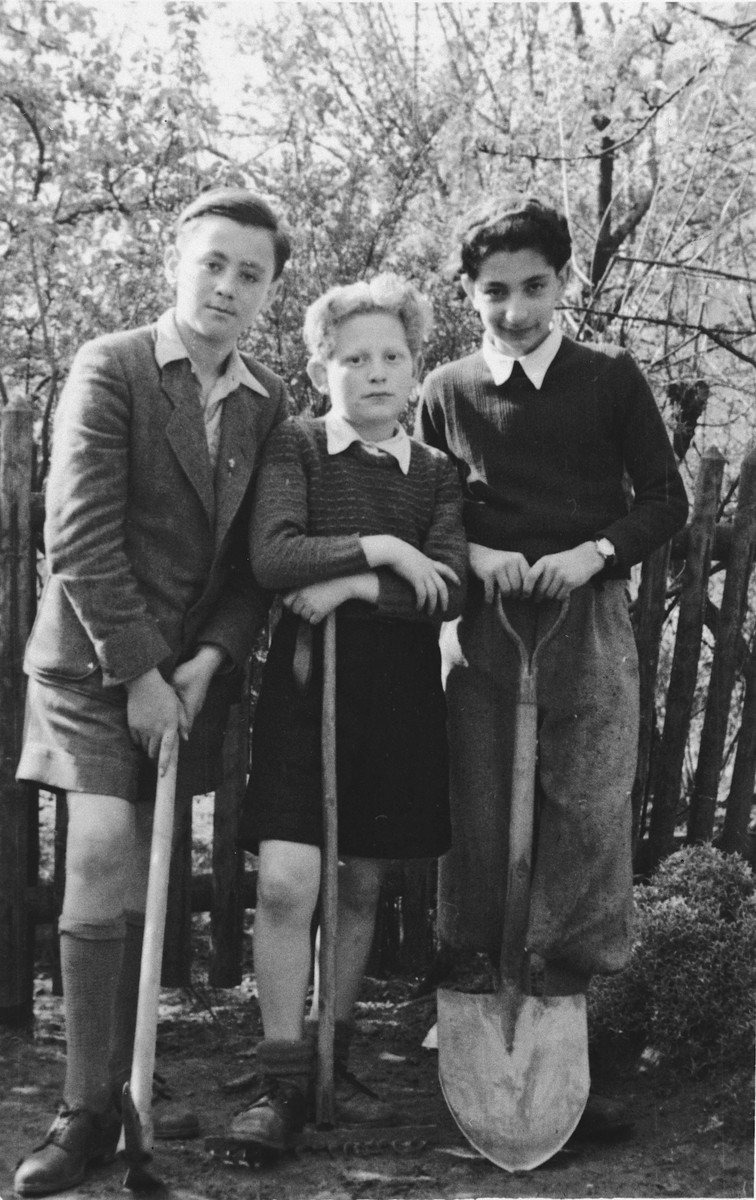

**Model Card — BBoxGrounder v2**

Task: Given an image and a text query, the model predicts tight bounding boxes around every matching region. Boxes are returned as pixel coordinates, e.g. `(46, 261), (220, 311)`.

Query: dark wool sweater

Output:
(417, 338), (689, 576)
(250, 416), (468, 623)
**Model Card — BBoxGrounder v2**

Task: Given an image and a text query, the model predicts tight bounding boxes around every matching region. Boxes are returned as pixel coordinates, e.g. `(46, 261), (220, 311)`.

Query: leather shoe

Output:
(153, 1108), (201, 1140)
(308, 1063), (399, 1127)
(570, 1092), (635, 1143)
(112, 1074), (200, 1140)
(14, 1106), (120, 1197)
(227, 1078), (307, 1152)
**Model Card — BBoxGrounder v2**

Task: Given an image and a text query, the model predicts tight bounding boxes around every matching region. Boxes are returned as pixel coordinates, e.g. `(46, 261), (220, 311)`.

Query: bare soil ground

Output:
(2, 936), (753, 1200)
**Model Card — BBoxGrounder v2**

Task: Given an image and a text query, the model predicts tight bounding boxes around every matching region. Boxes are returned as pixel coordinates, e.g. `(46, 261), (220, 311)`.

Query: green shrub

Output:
(648, 843), (756, 921)
(589, 846), (756, 1073)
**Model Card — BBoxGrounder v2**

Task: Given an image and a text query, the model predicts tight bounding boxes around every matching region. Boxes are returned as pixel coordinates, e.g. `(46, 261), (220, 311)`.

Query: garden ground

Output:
(2, 940), (753, 1200)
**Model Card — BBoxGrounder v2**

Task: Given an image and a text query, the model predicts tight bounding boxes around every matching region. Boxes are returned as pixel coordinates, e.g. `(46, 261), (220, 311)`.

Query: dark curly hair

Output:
(456, 198), (572, 278)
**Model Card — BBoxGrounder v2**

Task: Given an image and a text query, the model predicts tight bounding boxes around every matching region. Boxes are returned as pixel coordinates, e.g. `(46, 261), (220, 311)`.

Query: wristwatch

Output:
(593, 537), (616, 568)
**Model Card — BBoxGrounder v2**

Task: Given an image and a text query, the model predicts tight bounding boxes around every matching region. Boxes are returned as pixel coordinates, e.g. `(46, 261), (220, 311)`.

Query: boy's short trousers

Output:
(17, 671), (236, 802)
(239, 611), (451, 860)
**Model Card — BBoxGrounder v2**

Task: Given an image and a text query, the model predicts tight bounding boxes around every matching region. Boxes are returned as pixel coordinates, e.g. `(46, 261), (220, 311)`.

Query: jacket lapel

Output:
(213, 387), (259, 550)
(161, 361), (216, 524)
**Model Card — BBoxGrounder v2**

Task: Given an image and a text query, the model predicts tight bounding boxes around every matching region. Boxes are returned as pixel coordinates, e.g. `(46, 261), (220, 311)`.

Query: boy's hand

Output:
(172, 645), (226, 733)
(522, 542), (605, 601)
(284, 573), (380, 623)
(469, 543), (529, 603)
(361, 534), (460, 614)
(125, 668), (187, 767)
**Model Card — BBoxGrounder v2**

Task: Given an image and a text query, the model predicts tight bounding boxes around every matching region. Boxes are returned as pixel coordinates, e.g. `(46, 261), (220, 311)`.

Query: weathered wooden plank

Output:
(210, 699), (249, 986)
(720, 632), (756, 857)
(649, 447), (725, 866)
(0, 397), (35, 1025)
(631, 542), (672, 848)
(51, 792), (67, 995)
(688, 442), (756, 843)
(397, 861), (435, 971)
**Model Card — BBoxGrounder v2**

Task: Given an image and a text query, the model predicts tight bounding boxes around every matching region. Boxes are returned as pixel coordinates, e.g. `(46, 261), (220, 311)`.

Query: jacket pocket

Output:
(24, 578), (101, 682)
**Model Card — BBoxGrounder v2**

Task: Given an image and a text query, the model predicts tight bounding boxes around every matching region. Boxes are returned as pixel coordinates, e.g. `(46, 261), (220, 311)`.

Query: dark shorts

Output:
(17, 671), (238, 803)
(239, 613), (451, 860)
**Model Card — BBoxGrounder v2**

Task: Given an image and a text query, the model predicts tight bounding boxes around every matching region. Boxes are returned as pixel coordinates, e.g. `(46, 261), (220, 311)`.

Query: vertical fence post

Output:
(649, 446), (725, 866)
(721, 631), (756, 858)
(51, 793), (67, 995)
(209, 689), (249, 987)
(0, 396), (35, 1025)
(631, 541), (672, 851)
(397, 861), (436, 972)
(688, 442), (756, 844)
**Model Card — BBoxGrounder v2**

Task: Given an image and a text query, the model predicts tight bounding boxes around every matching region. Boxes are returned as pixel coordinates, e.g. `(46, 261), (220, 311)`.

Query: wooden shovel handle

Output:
(129, 735), (179, 1148)
(499, 687), (538, 987)
(495, 598), (570, 988)
(316, 612), (338, 1127)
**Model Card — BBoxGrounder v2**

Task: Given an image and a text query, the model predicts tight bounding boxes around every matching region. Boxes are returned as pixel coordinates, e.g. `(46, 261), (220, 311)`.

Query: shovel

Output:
(315, 611), (338, 1128)
(120, 733), (179, 1193)
(437, 595), (590, 1171)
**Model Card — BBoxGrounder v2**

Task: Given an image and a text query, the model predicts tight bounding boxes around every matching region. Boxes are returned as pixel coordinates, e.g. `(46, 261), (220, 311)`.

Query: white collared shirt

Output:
(324, 411), (411, 475)
(481, 326), (562, 391)
(154, 309), (269, 466)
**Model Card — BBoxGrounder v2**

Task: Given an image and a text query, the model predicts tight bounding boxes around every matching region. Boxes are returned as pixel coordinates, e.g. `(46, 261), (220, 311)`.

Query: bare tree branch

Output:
(567, 303), (756, 364)
(615, 256), (756, 285)
(4, 93), (46, 198)
(477, 60), (712, 163)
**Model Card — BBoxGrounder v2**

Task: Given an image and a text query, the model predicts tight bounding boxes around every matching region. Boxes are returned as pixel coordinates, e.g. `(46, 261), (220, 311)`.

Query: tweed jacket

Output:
(24, 321), (289, 693)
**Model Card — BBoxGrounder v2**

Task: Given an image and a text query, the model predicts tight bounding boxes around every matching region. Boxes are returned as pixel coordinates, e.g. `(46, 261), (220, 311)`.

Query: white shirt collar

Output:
(324, 411), (411, 475)
(481, 326), (562, 391)
(154, 309), (269, 397)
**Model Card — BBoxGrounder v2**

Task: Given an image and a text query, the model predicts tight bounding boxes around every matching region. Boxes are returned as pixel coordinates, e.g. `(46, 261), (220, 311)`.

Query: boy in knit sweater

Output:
(225, 274), (467, 1155)
(417, 198), (688, 1134)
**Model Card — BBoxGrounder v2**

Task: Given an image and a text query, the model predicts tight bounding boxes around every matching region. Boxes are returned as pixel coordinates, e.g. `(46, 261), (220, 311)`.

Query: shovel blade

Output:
(437, 986), (589, 1172)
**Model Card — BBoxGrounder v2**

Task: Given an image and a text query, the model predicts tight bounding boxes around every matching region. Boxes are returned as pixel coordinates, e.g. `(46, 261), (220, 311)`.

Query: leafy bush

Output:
(589, 846), (756, 1074)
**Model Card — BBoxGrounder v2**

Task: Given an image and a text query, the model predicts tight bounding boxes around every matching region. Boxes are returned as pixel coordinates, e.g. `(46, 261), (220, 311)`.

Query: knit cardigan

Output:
(250, 416), (468, 624)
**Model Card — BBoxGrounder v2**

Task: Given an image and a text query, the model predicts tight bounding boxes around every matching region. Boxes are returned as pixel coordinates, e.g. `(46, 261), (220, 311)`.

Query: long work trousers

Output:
(438, 581), (638, 977)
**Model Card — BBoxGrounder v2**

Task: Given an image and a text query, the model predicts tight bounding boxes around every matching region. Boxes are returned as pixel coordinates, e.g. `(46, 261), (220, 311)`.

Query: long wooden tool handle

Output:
(495, 598), (571, 990)
(316, 612), (338, 1127)
(499, 666), (538, 988)
(129, 738), (179, 1149)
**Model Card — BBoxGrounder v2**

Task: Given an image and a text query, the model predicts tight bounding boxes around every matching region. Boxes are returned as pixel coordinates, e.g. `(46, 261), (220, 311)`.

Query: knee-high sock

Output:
(59, 915), (125, 1114)
(108, 910), (145, 1097)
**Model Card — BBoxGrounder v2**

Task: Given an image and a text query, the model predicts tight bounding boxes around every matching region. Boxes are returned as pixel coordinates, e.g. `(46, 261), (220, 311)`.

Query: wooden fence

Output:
(1, 395), (755, 1026)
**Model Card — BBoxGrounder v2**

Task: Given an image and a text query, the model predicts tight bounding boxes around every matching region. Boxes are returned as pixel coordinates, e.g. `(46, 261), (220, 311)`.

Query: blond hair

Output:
(303, 273), (432, 360)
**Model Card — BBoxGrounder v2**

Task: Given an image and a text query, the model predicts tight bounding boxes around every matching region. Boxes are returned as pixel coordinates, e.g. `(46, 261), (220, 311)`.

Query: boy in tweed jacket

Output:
(15, 188), (291, 1196)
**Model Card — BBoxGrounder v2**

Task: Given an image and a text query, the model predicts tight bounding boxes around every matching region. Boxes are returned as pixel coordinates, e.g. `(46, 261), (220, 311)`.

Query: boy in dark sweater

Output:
(417, 198), (688, 1133)
(225, 274), (467, 1156)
